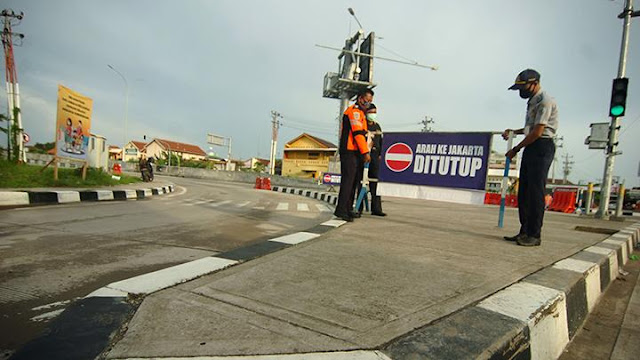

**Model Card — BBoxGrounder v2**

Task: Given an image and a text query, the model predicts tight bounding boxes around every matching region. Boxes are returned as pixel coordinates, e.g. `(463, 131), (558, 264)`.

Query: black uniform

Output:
(357, 120), (384, 214)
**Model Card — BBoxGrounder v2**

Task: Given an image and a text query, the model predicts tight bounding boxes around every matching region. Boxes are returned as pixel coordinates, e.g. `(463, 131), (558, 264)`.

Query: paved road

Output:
(0, 176), (333, 357)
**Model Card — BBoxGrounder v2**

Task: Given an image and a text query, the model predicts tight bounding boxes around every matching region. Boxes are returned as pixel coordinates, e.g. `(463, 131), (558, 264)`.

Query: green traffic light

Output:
(611, 105), (625, 116)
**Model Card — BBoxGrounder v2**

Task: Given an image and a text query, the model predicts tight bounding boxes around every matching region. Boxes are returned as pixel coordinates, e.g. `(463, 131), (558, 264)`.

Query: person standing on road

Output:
(503, 69), (558, 246)
(357, 104), (386, 216)
(334, 89), (373, 222)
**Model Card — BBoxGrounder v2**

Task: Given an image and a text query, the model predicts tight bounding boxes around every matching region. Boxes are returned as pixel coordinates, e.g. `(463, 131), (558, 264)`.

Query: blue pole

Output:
(498, 132), (514, 228)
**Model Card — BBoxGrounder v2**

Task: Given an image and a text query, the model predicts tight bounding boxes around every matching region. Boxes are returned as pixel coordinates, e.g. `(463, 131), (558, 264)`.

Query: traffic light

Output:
(609, 78), (629, 117)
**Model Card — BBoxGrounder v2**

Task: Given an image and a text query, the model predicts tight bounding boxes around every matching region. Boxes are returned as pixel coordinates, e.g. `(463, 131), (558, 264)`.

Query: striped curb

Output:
(271, 186), (338, 207)
(0, 185), (174, 207)
(108, 350), (393, 359)
(10, 218), (347, 360)
(383, 222), (640, 360)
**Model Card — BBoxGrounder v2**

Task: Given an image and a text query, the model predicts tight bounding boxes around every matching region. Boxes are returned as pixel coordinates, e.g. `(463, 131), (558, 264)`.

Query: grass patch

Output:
(0, 160), (141, 188)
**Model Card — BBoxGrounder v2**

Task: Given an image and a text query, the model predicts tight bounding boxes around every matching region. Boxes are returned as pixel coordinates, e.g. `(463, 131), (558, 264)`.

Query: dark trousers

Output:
(518, 138), (555, 238)
(335, 151), (363, 216)
(357, 154), (383, 213)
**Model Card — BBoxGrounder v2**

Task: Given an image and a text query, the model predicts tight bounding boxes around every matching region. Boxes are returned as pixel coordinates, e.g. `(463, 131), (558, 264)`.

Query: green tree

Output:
(253, 162), (266, 173)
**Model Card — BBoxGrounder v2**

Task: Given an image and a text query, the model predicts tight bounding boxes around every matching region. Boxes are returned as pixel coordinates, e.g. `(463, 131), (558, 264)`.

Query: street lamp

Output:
(108, 64), (129, 161)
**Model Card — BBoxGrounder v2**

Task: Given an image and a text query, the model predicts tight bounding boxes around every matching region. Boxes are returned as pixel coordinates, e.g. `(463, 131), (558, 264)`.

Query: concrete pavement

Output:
(103, 194), (638, 359)
(0, 176), (333, 357)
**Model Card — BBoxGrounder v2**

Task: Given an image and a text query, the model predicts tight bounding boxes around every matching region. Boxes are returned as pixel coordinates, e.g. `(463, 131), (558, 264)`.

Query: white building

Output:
(122, 140), (147, 162)
(87, 134), (108, 170)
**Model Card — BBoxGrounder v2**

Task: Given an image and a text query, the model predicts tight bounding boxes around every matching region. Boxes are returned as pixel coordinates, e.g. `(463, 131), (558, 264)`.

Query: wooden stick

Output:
(53, 157), (59, 181)
(40, 157), (56, 173)
(82, 161), (88, 181)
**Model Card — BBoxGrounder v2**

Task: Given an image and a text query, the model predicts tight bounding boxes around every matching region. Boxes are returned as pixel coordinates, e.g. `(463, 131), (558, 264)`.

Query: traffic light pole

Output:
(596, 0), (635, 219)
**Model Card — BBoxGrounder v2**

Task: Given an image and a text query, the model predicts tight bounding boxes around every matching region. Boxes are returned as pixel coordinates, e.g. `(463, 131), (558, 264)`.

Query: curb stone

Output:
(271, 185), (338, 206)
(10, 200), (345, 360)
(383, 222), (640, 360)
(0, 185), (174, 208)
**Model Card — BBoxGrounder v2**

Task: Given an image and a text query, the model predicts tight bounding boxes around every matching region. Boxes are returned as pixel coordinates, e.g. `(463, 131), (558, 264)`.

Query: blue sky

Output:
(2, 0), (639, 186)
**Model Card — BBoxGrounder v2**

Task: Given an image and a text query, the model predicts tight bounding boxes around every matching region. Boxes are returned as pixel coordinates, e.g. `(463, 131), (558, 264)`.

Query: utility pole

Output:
(269, 110), (282, 175)
(107, 64), (129, 158)
(596, 0), (639, 219)
(551, 135), (564, 184)
(562, 153), (574, 184)
(1, 9), (25, 163)
(420, 116), (434, 132)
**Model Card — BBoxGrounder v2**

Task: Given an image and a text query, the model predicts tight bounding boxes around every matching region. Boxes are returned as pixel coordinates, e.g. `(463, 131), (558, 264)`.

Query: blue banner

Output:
(379, 132), (492, 191)
(321, 172), (341, 185)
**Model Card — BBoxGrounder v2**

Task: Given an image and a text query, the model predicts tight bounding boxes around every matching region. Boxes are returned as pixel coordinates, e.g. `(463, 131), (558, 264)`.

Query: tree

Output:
(253, 162), (266, 173)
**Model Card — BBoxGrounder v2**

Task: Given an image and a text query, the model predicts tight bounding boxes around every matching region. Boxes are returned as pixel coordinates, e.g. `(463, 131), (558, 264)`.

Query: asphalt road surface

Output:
(0, 176), (333, 357)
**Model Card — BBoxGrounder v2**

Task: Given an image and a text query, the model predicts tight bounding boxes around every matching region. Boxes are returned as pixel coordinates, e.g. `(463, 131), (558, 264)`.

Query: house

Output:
(108, 146), (122, 161)
(122, 140), (147, 162)
(281, 133), (337, 178)
(243, 157), (270, 171)
(144, 138), (207, 162)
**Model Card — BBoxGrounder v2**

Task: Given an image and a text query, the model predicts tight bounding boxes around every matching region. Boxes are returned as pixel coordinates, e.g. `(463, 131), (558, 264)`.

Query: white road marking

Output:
(105, 257), (238, 295)
(236, 201), (251, 207)
(31, 299), (75, 311)
(322, 219), (347, 227)
(30, 309), (65, 322)
(253, 206), (266, 210)
(276, 202), (289, 211)
(297, 203), (309, 212)
(316, 204), (332, 212)
(269, 232), (320, 245)
(210, 200), (232, 207)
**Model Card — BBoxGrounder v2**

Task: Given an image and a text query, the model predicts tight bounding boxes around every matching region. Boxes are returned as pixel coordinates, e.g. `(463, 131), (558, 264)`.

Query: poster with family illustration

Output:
(55, 85), (93, 160)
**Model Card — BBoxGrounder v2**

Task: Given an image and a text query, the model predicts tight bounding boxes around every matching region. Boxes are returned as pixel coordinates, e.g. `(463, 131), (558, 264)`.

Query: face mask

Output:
(366, 113), (378, 121)
(519, 88), (533, 99)
(362, 101), (371, 109)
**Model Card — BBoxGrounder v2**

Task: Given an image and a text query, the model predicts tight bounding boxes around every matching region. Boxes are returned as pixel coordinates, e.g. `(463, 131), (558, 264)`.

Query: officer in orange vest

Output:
(334, 89), (373, 222)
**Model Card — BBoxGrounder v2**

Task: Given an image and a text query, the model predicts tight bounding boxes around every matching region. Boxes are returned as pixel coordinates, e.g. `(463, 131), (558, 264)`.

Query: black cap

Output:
(508, 69), (540, 90)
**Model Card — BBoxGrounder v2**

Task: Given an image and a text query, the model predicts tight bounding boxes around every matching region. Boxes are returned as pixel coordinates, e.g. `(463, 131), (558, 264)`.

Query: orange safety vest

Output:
(340, 104), (369, 154)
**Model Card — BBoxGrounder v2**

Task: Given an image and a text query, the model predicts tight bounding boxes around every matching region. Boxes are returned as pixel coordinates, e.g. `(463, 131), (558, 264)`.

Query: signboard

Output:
(585, 122), (609, 150)
(379, 132), (492, 191)
(125, 148), (138, 155)
(322, 172), (341, 185)
(55, 85), (93, 160)
(358, 32), (374, 83)
(207, 133), (226, 146)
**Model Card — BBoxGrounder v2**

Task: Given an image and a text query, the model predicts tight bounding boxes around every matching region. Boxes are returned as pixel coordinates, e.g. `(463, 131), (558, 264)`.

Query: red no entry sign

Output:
(385, 142), (413, 172)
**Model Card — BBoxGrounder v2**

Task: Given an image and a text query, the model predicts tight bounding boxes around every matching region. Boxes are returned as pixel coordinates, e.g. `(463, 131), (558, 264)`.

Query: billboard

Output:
(55, 85), (93, 160)
(379, 132), (492, 191)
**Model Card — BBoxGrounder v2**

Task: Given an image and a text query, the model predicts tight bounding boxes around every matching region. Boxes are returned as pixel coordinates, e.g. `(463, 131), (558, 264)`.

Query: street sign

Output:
(207, 133), (226, 146)
(585, 122), (609, 149)
(22, 132), (29, 143)
(380, 132), (492, 191)
(385, 142), (413, 172)
(321, 173), (341, 185)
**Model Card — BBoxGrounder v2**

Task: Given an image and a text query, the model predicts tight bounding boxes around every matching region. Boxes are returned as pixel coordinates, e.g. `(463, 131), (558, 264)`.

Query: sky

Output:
(1, 0), (639, 186)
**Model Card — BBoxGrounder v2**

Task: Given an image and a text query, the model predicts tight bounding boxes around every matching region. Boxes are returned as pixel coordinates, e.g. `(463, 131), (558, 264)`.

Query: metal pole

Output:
(108, 64), (128, 155)
(584, 183), (593, 215)
(615, 182), (625, 217)
(227, 137), (232, 171)
(498, 131), (514, 228)
(596, 0), (634, 219)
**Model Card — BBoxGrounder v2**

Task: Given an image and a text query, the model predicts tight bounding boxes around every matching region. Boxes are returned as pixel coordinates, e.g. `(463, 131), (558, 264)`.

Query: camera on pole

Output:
(609, 77), (629, 117)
